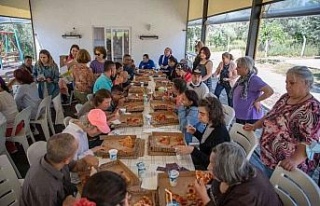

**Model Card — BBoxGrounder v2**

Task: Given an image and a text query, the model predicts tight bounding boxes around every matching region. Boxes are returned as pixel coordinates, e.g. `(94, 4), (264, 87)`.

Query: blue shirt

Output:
(178, 106), (200, 144)
(93, 73), (113, 93)
(139, 59), (155, 69)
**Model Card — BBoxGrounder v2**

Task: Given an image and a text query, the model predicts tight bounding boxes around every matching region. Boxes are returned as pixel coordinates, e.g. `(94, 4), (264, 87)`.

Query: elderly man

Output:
(187, 68), (209, 99)
(20, 133), (98, 206)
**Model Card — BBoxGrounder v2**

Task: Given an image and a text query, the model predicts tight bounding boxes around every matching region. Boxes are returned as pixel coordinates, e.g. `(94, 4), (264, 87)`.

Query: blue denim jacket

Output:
(178, 106), (200, 144)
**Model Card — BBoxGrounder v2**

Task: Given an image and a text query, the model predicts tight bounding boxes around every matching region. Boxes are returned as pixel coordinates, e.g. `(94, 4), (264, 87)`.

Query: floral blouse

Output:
(260, 93), (320, 172)
(71, 64), (94, 93)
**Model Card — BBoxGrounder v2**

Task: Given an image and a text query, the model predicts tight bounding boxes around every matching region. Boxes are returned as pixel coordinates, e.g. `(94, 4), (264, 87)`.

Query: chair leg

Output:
(47, 108), (56, 135)
(15, 136), (29, 156)
(40, 122), (51, 141)
(26, 125), (36, 143)
(4, 150), (22, 178)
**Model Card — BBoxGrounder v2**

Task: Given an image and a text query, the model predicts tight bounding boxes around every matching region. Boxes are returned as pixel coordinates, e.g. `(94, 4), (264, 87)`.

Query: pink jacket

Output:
(214, 61), (238, 87)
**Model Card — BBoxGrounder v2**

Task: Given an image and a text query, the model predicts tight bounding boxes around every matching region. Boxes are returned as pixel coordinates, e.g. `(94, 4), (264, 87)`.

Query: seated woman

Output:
(179, 64), (192, 83)
(167, 56), (179, 80)
(178, 90), (200, 145)
(74, 171), (129, 206)
(33, 49), (60, 99)
(77, 89), (112, 118)
(139, 54), (155, 69)
(164, 78), (187, 109)
(13, 68), (41, 119)
(194, 142), (283, 206)
(175, 97), (230, 170)
(244, 66), (320, 178)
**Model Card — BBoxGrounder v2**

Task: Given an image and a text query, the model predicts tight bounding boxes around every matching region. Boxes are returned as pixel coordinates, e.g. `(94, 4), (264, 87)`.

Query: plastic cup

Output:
(119, 108), (126, 114)
(109, 149), (118, 161)
(169, 170), (179, 187)
(145, 114), (152, 125)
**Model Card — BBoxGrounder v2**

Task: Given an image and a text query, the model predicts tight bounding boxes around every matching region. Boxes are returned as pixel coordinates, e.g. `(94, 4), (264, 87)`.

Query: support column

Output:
(200, 0), (209, 43)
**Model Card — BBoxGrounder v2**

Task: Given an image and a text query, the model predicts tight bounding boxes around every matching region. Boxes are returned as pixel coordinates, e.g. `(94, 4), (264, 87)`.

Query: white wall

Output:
(30, 0), (188, 66)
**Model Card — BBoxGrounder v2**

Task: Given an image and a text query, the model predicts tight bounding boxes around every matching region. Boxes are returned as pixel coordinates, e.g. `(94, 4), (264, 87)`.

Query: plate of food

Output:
(149, 132), (185, 152)
(150, 111), (178, 126)
(100, 135), (137, 156)
(129, 191), (156, 206)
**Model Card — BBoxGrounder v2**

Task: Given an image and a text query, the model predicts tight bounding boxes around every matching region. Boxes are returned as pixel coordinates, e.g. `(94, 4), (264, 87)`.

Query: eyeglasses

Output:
(95, 53), (101, 56)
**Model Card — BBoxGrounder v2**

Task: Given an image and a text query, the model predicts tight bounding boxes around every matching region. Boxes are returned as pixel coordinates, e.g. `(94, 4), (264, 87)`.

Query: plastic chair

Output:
(63, 116), (72, 128)
(6, 107), (33, 156)
(75, 103), (83, 114)
(0, 154), (21, 206)
(270, 164), (320, 206)
(0, 113), (21, 178)
(228, 123), (258, 160)
(30, 96), (55, 141)
(222, 104), (235, 130)
(87, 93), (93, 101)
(52, 94), (65, 125)
(27, 141), (47, 166)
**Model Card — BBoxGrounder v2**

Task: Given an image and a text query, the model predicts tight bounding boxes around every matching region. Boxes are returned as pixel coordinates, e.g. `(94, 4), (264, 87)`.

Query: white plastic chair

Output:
(27, 141), (47, 166)
(270, 164), (320, 206)
(75, 103), (83, 114)
(0, 113), (21, 178)
(222, 104), (235, 130)
(228, 123), (258, 160)
(6, 107), (33, 156)
(30, 96), (55, 141)
(0, 154), (22, 206)
(87, 93), (93, 101)
(52, 94), (65, 125)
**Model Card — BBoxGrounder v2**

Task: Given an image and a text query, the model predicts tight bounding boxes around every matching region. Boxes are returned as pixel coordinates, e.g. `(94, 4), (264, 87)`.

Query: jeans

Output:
(214, 82), (233, 107)
(249, 151), (274, 178)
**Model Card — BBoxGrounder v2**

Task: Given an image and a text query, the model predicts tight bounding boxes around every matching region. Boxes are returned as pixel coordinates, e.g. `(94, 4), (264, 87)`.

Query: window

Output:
(93, 27), (131, 62)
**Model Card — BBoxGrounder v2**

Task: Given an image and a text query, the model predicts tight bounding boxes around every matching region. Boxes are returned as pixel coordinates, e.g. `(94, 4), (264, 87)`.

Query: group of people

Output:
(2, 40), (318, 206)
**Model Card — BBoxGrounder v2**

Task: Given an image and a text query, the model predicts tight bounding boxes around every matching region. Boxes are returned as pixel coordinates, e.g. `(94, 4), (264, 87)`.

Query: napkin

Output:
(156, 163), (189, 172)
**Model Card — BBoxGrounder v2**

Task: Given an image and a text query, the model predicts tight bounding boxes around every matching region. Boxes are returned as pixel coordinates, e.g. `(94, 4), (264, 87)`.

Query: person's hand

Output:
(243, 124), (255, 131)
(194, 179), (211, 205)
(82, 155), (99, 168)
(46, 77), (52, 83)
(253, 101), (262, 112)
(175, 145), (194, 155)
(186, 125), (196, 134)
(62, 195), (77, 206)
(280, 159), (297, 171)
(37, 77), (45, 82)
(91, 146), (105, 153)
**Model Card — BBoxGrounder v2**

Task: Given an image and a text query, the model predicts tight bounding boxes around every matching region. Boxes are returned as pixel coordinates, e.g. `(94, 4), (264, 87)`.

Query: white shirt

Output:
(0, 91), (18, 127)
(62, 121), (94, 160)
(187, 82), (209, 99)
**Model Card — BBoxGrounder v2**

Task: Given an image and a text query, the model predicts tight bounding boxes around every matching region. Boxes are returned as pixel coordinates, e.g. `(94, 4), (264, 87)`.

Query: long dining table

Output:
(97, 75), (195, 190)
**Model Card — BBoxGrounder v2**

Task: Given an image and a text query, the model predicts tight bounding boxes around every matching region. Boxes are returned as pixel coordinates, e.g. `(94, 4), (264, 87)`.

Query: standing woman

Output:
(175, 97), (230, 170)
(231, 56), (273, 124)
(90, 46), (107, 78)
(33, 49), (60, 99)
(193, 41), (204, 70)
(213, 52), (238, 107)
(197, 47), (214, 93)
(71, 49), (94, 104)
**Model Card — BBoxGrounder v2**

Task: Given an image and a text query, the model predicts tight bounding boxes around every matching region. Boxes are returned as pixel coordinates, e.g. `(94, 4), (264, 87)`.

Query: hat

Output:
(87, 109), (110, 133)
(192, 68), (202, 75)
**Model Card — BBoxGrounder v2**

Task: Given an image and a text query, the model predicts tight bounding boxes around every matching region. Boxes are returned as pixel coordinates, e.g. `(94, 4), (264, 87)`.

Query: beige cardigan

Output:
(213, 61), (238, 87)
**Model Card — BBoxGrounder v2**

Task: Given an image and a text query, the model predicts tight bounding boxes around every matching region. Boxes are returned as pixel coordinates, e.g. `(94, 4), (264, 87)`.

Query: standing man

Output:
(20, 133), (99, 206)
(93, 61), (114, 93)
(19, 55), (33, 74)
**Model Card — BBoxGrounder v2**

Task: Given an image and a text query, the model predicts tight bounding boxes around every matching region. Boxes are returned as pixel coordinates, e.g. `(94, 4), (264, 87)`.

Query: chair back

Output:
(0, 113), (7, 153)
(87, 93), (93, 101)
(52, 94), (64, 125)
(0, 155), (21, 206)
(10, 106), (32, 137)
(75, 103), (83, 114)
(222, 104), (235, 130)
(27, 141), (47, 166)
(34, 96), (51, 120)
(270, 164), (320, 206)
(229, 123), (258, 160)
(5, 71), (14, 83)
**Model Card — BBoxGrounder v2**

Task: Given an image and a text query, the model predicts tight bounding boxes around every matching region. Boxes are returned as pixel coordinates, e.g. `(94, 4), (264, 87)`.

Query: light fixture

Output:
(139, 35), (159, 40)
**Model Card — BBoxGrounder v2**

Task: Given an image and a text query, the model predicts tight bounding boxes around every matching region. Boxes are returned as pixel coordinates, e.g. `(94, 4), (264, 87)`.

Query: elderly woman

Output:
(71, 49), (94, 104)
(213, 52), (238, 107)
(244, 66), (320, 177)
(178, 90), (200, 145)
(194, 142), (283, 206)
(33, 49), (60, 99)
(175, 97), (230, 170)
(232, 56), (273, 124)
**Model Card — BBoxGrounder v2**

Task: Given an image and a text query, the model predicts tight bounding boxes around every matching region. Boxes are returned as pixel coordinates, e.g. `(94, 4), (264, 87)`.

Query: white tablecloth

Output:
(98, 78), (195, 190)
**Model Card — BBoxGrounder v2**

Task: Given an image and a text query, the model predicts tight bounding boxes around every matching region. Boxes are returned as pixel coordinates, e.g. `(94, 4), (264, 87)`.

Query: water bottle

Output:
(136, 162), (146, 179)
